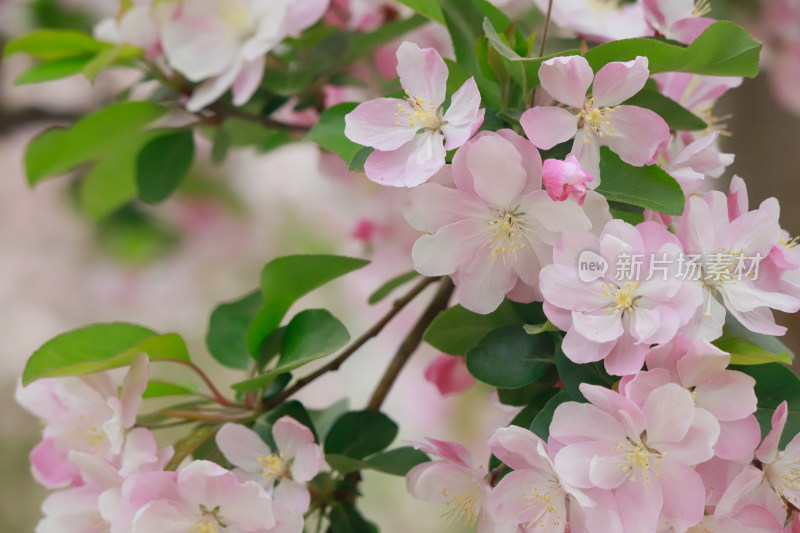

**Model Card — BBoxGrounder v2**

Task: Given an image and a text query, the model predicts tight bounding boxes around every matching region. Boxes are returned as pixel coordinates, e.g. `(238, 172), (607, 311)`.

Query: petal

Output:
(488, 426), (551, 472)
(288, 442), (323, 483)
(186, 61), (243, 112)
(396, 41), (447, 105)
(657, 458), (706, 532)
(161, 15), (238, 81)
(232, 57), (266, 106)
(592, 57), (651, 107)
(455, 250), (519, 314)
(695, 371), (757, 421)
(641, 383), (695, 445)
(539, 55), (594, 108)
(561, 327), (615, 364)
(550, 401), (625, 445)
(216, 423), (272, 473)
(714, 417), (762, 461)
(443, 77), (483, 127)
(132, 501), (194, 533)
(273, 416), (315, 459)
(274, 478), (311, 512)
(756, 401), (788, 464)
(344, 98), (419, 151)
(120, 353), (149, 430)
(282, 0), (329, 35)
(466, 134), (527, 207)
(520, 106), (578, 150)
(424, 354), (474, 395)
(572, 311), (624, 343)
(403, 182), (491, 233)
(411, 218), (487, 276)
(364, 132), (446, 187)
(616, 476), (663, 533)
(488, 469), (566, 527)
(603, 106), (670, 166)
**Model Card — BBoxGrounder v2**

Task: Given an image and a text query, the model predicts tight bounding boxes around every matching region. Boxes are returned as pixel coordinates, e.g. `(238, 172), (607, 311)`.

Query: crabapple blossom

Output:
(520, 55), (670, 181)
(620, 335), (761, 460)
(550, 383), (719, 533)
(403, 130), (610, 313)
(345, 41), (485, 187)
(531, 0), (651, 41)
(120, 460), (275, 533)
(539, 220), (702, 375)
(541, 155), (595, 205)
(753, 402), (800, 509)
(94, 0), (164, 59)
(215, 416), (323, 512)
(15, 353), (150, 488)
(424, 353), (474, 396)
(407, 438), (508, 533)
(161, 0), (330, 112)
(641, 0), (716, 43)
(654, 71), (742, 135)
(675, 191), (800, 340)
(658, 131), (734, 194)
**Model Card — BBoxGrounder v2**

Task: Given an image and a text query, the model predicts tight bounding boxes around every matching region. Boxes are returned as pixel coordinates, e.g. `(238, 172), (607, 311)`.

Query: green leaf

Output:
(348, 146), (373, 173)
(25, 101), (167, 185)
(596, 147), (685, 216)
(554, 342), (616, 398)
(307, 103), (363, 164)
(308, 398), (350, 440)
(368, 271), (419, 305)
(623, 89), (707, 131)
(166, 426), (218, 471)
(143, 380), (198, 399)
(716, 337), (792, 366)
(207, 290), (264, 370)
(735, 364), (800, 447)
(22, 323), (190, 385)
(79, 130), (163, 220)
(722, 312), (795, 361)
(529, 390), (580, 440)
(325, 410), (398, 459)
(584, 21), (761, 78)
(136, 130), (195, 204)
(326, 446), (429, 476)
(472, 0), (512, 30)
(4, 29), (109, 60)
(424, 300), (522, 356)
(466, 325), (556, 388)
(393, 0), (445, 24)
(329, 503), (375, 533)
(15, 56), (91, 84)
(82, 44), (141, 82)
(233, 309), (350, 393)
(246, 255), (368, 355)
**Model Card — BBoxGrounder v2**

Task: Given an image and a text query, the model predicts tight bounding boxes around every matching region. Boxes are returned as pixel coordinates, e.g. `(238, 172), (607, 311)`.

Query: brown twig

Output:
(265, 276), (440, 408)
(366, 277), (454, 411)
(538, 0), (555, 58)
(206, 102), (311, 133)
(167, 359), (243, 408)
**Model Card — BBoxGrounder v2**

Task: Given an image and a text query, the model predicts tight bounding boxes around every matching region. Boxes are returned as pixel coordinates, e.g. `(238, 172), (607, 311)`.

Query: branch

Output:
(538, 0), (555, 58)
(166, 359), (244, 408)
(265, 276), (440, 408)
(206, 102), (311, 133)
(366, 277), (454, 411)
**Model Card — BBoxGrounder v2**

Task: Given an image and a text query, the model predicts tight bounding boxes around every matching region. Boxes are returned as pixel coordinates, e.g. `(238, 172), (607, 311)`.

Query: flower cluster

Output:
(16, 355), (324, 533)
(409, 335), (800, 532)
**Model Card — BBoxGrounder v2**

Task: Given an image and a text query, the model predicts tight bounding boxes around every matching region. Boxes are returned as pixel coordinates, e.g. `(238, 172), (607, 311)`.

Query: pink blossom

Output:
(344, 41), (485, 187)
(531, 0), (651, 41)
(215, 416), (323, 512)
(641, 0), (716, 43)
(403, 130), (610, 314)
(15, 353), (150, 488)
(35, 485), (109, 533)
(424, 353), (474, 396)
(542, 155), (595, 205)
(620, 335), (761, 460)
(121, 460), (275, 533)
(754, 402), (800, 510)
(659, 131), (734, 194)
(93, 1), (165, 60)
(520, 55), (670, 181)
(161, 0), (329, 112)
(550, 383), (719, 533)
(675, 192), (800, 340)
(407, 438), (507, 533)
(486, 426), (602, 533)
(539, 220), (702, 375)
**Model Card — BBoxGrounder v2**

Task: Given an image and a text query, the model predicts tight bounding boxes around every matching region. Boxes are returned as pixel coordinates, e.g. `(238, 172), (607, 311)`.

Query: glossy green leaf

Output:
(136, 130), (195, 204)
(368, 271), (419, 305)
(326, 446), (429, 476)
(722, 313), (795, 362)
(233, 309), (350, 392)
(584, 21), (761, 78)
(348, 15), (428, 61)
(207, 290), (264, 370)
(394, 0), (445, 24)
(4, 29), (109, 60)
(246, 255), (368, 355)
(325, 410), (398, 459)
(15, 56), (90, 84)
(143, 381), (198, 399)
(25, 101), (167, 185)
(307, 103), (362, 164)
(308, 398), (350, 441)
(735, 364), (800, 447)
(716, 337), (792, 366)
(423, 300), (522, 356)
(596, 147), (685, 215)
(554, 343), (617, 397)
(466, 325), (556, 388)
(529, 390), (580, 440)
(348, 146), (373, 173)
(22, 324), (190, 385)
(329, 503), (375, 533)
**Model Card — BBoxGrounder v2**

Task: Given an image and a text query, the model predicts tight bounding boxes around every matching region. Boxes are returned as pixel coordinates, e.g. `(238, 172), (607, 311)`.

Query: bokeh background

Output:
(2, 0), (800, 531)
